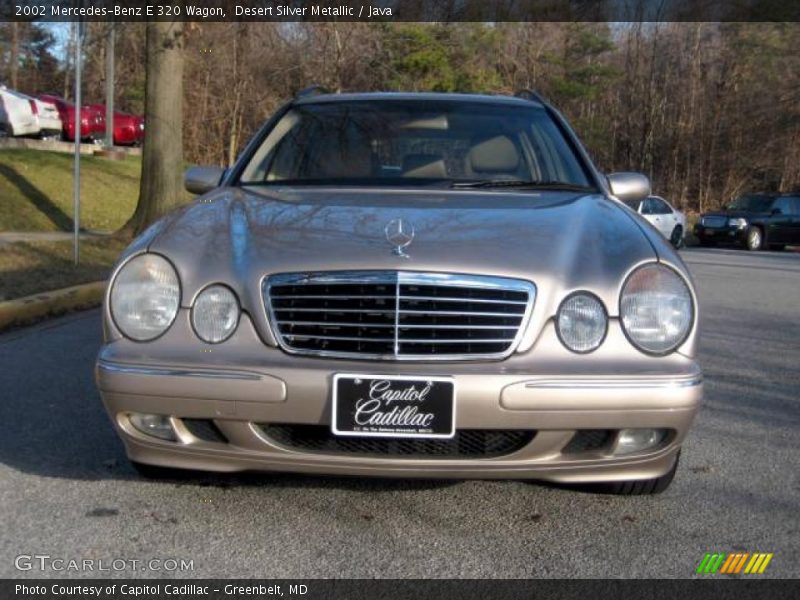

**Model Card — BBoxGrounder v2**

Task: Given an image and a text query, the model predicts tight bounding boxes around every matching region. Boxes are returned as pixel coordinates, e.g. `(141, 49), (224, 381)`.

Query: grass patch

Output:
(0, 149), (141, 232)
(0, 237), (129, 301)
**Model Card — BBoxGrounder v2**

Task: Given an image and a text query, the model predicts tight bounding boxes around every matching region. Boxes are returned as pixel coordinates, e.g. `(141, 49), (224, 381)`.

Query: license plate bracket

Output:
(332, 374), (456, 439)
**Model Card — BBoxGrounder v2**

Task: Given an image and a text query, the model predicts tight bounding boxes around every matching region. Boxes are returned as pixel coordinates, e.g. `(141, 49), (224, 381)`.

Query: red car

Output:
(88, 104), (145, 146)
(37, 94), (105, 142)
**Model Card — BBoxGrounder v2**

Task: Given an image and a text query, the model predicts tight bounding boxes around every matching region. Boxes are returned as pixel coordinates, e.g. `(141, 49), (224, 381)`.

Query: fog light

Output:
(129, 413), (176, 441)
(615, 428), (665, 455)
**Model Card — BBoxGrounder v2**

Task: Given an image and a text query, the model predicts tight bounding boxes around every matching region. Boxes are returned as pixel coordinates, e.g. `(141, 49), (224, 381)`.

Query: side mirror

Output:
(184, 165), (226, 195)
(607, 172), (651, 204)
(771, 207), (782, 215)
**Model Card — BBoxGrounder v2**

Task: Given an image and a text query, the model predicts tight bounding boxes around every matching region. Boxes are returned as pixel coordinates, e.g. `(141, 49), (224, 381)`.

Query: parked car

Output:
(0, 85), (40, 137)
(37, 94), (105, 142)
(96, 91), (701, 494)
(694, 193), (800, 250)
(625, 195), (686, 248)
(29, 95), (63, 139)
(88, 104), (144, 146)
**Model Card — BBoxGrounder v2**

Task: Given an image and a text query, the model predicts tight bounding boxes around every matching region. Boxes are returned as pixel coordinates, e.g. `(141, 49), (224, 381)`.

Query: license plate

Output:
(332, 374), (456, 439)
(706, 230), (715, 235)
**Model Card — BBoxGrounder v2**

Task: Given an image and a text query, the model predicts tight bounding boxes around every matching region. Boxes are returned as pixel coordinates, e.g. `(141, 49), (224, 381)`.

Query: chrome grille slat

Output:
(277, 322), (519, 330)
(286, 335), (395, 342)
(278, 321), (396, 327)
(272, 295), (396, 300)
(264, 271), (536, 361)
(399, 295), (528, 305)
(273, 308), (396, 313)
(398, 309), (524, 317)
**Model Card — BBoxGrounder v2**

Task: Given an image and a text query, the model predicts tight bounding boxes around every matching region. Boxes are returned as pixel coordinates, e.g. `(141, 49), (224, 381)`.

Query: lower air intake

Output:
(562, 429), (615, 454)
(258, 424), (536, 459)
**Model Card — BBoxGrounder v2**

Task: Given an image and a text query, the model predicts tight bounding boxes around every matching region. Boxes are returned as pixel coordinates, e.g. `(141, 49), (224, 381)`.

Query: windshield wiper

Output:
(451, 179), (596, 192)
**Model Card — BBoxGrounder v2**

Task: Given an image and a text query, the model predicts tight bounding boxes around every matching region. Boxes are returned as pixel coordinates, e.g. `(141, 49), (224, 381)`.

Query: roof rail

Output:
(295, 85), (331, 99)
(515, 89), (548, 105)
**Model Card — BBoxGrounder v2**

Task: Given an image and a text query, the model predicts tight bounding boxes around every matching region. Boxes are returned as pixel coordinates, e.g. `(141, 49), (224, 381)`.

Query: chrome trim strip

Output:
(524, 375), (703, 389)
(264, 271), (537, 362)
(277, 321), (519, 330)
(97, 359), (263, 381)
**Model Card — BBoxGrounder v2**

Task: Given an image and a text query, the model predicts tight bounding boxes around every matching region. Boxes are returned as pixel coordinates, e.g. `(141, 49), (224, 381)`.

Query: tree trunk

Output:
(122, 21), (184, 236)
(9, 22), (19, 89)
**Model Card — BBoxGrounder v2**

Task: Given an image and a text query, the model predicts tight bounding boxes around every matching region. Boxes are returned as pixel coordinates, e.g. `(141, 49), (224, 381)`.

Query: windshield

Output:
(238, 100), (593, 188)
(727, 194), (774, 212)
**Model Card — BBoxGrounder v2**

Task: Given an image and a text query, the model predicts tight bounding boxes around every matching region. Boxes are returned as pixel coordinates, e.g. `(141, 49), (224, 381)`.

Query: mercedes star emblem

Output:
(385, 218), (415, 258)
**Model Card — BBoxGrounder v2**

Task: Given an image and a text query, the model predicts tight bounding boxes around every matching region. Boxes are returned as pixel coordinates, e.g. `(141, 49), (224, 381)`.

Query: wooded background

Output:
(2, 21), (798, 212)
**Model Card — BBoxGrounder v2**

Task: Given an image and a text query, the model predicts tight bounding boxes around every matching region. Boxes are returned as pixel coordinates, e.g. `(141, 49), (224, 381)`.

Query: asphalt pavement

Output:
(0, 247), (797, 579)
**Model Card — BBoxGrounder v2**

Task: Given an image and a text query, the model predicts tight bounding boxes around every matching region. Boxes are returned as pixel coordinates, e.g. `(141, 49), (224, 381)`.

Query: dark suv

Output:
(694, 193), (800, 251)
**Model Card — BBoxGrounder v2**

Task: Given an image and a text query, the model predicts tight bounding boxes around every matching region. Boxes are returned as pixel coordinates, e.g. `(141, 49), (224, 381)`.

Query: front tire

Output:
(670, 226), (684, 248)
(745, 226), (764, 251)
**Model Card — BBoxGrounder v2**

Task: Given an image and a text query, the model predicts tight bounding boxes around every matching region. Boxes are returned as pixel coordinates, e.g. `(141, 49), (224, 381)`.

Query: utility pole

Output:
(105, 24), (115, 149)
(73, 19), (85, 266)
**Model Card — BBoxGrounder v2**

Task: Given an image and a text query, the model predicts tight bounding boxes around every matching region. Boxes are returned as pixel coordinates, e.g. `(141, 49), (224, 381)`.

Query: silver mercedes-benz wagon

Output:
(96, 91), (701, 494)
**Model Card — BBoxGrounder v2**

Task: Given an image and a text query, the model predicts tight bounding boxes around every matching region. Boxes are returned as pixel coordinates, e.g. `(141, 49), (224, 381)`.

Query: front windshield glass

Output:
(727, 194), (774, 212)
(238, 100), (592, 188)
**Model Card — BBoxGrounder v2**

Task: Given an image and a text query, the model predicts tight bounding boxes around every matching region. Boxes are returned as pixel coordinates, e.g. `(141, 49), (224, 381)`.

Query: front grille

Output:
(701, 216), (727, 228)
(259, 424), (536, 459)
(264, 271), (535, 360)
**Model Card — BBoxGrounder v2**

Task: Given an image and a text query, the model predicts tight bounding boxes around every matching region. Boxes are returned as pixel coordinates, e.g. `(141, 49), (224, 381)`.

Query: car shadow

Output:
(0, 163), (74, 231)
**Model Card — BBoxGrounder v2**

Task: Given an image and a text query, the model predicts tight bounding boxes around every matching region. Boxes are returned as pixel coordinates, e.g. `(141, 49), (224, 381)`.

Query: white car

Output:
(29, 95), (62, 139)
(0, 86), (62, 139)
(627, 195), (686, 248)
(0, 85), (39, 137)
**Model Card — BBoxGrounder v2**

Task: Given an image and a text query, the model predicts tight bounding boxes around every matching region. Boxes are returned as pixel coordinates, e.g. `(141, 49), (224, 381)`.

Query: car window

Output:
(782, 196), (800, 215)
(728, 195), (774, 212)
(651, 197), (672, 214)
(772, 197), (792, 215)
(641, 198), (657, 215)
(239, 100), (592, 187)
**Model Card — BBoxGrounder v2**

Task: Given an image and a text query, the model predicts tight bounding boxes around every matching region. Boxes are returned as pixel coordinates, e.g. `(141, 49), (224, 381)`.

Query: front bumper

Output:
(694, 224), (747, 244)
(96, 313), (702, 483)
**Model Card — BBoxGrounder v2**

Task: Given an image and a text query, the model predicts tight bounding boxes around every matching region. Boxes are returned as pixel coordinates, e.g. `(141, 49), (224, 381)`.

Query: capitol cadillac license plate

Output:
(332, 374), (456, 438)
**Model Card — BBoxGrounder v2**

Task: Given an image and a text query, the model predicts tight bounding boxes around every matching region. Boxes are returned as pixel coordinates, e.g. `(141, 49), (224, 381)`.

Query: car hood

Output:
(143, 186), (658, 345)
(702, 210), (768, 219)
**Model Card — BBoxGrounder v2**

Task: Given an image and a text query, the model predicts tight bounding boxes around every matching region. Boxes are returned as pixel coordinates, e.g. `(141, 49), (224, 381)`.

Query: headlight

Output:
(620, 264), (693, 355)
(728, 218), (747, 229)
(191, 285), (240, 343)
(556, 292), (608, 353)
(110, 254), (180, 341)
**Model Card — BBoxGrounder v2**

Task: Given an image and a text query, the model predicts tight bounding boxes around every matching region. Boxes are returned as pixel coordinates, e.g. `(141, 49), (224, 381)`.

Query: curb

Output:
(0, 281), (106, 331)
